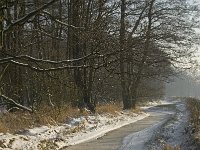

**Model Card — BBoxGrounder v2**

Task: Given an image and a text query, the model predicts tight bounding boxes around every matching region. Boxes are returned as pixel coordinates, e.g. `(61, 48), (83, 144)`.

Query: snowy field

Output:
(0, 108), (149, 149)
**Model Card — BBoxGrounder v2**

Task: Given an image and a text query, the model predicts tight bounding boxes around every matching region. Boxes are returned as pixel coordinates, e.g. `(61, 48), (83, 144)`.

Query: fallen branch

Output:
(0, 94), (33, 113)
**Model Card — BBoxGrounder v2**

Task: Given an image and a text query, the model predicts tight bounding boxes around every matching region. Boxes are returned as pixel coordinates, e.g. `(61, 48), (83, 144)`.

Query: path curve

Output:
(61, 110), (173, 150)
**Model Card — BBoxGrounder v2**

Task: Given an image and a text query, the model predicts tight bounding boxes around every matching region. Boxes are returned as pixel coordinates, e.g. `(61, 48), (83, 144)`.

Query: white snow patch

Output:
(140, 98), (179, 110)
(119, 119), (168, 150)
(119, 98), (182, 150)
(163, 102), (191, 148)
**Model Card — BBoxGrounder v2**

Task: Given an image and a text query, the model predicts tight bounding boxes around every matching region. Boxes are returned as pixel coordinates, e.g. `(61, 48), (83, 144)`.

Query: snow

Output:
(145, 100), (196, 150)
(119, 108), (175, 150)
(0, 98), (187, 150)
(118, 98), (194, 150)
(0, 110), (149, 150)
(140, 98), (178, 110)
(120, 119), (168, 150)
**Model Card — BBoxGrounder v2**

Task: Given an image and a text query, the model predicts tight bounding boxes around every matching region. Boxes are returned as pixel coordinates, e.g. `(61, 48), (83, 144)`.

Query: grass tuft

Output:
(96, 102), (121, 115)
(186, 98), (200, 132)
(186, 97), (200, 148)
(163, 144), (180, 150)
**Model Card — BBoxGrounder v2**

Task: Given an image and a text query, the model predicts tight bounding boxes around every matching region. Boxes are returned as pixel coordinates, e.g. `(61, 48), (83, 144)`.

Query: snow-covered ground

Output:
(119, 99), (177, 150)
(117, 98), (197, 150)
(120, 115), (170, 150)
(0, 109), (149, 150)
(0, 98), (189, 150)
(140, 97), (180, 110)
(145, 100), (196, 150)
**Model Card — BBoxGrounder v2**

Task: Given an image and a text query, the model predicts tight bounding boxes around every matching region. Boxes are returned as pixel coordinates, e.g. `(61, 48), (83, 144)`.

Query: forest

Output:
(0, 0), (199, 113)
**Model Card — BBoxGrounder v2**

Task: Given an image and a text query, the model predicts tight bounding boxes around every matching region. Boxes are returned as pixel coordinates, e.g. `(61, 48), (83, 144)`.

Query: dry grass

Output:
(186, 98), (200, 132)
(186, 98), (200, 146)
(0, 102), (141, 134)
(37, 139), (58, 150)
(0, 105), (81, 133)
(0, 102), (121, 133)
(0, 122), (8, 134)
(35, 105), (82, 125)
(96, 102), (122, 115)
(131, 107), (142, 114)
(163, 145), (181, 150)
(0, 112), (33, 133)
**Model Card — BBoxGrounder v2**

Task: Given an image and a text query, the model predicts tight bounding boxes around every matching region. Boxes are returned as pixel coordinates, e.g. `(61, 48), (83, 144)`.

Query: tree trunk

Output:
(0, 7), (3, 50)
(69, 0), (95, 113)
(131, 0), (155, 108)
(120, 0), (132, 109)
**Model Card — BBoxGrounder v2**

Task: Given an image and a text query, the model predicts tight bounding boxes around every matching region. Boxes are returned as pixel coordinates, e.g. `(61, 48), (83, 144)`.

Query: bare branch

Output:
(0, 52), (94, 64)
(9, 60), (90, 72)
(4, 0), (59, 33)
(42, 11), (85, 29)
